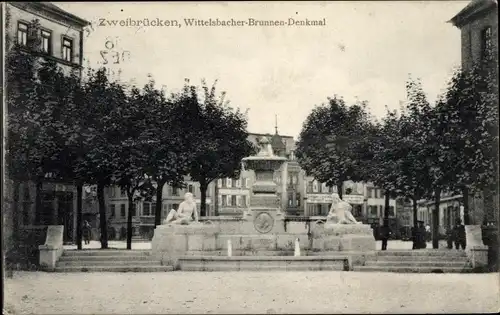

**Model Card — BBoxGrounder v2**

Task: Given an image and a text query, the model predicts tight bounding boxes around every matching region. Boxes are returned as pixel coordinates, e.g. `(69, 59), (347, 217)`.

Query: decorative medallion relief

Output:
(253, 212), (274, 234)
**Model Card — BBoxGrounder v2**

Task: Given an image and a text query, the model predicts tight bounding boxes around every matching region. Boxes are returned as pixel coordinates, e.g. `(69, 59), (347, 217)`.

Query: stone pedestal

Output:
(311, 223), (375, 252)
(152, 223), (218, 268)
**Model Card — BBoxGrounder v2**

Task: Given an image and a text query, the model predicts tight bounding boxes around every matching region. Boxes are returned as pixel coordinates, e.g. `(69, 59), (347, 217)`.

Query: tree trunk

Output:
(412, 196), (418, 228)
(384, 190), (390, 225)
(337, 181), (343, 200)
(35, 180), (42, 224)
(154, 179), (166, 227)
(97, 182), (108, 249)
(462, 186), (470, 225)
(126, 191), (134, 250)
(12, 180), (21, 242)
(214, 181), (219, 216)
(433, 188), (441, 249)
(76, 182), (83, 250)
(199, 181), (208, 217)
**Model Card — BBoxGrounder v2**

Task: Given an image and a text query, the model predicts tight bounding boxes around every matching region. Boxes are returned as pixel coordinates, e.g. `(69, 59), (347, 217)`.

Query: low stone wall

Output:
(38, 225), (64, 271)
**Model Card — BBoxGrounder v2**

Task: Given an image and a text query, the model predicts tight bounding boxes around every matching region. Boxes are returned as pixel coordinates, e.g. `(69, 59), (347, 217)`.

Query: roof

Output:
(11, 2), (90, 27)
(449, 0), (498, 28)
(270, 133), (286, 151)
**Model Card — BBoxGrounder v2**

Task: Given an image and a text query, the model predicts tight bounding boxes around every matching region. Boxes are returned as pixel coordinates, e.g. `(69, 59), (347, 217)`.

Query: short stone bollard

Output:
(294, 238), (301, 256)
(227, 240), (232, 257)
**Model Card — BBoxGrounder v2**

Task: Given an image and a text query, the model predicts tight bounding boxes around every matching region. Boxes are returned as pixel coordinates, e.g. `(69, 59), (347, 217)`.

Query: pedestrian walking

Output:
(83, 220), (92, 245)
(453, 218), (466, 250)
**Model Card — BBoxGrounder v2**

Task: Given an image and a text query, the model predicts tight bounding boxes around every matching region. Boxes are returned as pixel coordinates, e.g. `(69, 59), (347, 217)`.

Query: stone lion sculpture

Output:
(326, 195), (361, 224)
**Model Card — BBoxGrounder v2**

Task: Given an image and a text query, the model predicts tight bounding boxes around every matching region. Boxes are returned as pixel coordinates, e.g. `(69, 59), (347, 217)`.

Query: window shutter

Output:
(236, 179), (241, 188)
(227, 195), (231, 206)
(237, 195), (241, 206)
(218, 195), (223, 207)
(227, 178), (232, 187)
(217, 179), (222, 188)
(322, 183), (328, 193)
(312, 181), (318, 193)
(245, 178), (249, 188)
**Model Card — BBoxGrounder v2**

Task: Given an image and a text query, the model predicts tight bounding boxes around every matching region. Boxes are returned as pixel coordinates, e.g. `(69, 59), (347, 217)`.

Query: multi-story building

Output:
(448, 0), (498, 226)
(4, 2), (89, 249)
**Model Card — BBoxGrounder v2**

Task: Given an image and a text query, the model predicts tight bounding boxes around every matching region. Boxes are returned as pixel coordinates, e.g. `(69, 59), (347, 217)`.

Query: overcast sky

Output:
(58, 1), (468, 138)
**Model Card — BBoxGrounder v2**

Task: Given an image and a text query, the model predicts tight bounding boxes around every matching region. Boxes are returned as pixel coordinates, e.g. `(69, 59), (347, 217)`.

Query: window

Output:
(172, 187), (179, 196)
(389, 206), (395, 217)
(143, 202), (151, 216)
(120, 204), (126, 217)
(288, 192), (293, 207)
(41, 30), (51, 54)
(17, 22), (28, 46)
(235, 179), (241, 188)
(369, 205), (378, 217)
(242, 195), (247, 207)
(172, 203), (179, 211)
(110, 204), (116, 218)
(120, 188), (126, 197)
(481, 26), (492, 60)
(231, 195), (237, 206)
(379, 205), (383, 216)
(296, 193), (301, 207)
(221, 195), (227, 206)
(312, 180), (318, 193)
(62, 37), (73, 62)
(307, 180), (313, 193)
(110, 187), (116, 197)
(236, 195), (241, 207)
(188, 184), (194, 195)
(243, 178), (248, 188)
(226, 178), (232, 188)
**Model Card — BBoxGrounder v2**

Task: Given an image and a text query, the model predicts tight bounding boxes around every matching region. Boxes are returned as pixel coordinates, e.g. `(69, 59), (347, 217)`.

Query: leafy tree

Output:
(296, 96), (374, 198)
(180, 80), (255, 216)
(111, 86), (150, 249)
(390, 78), (434, 235)
(435, 65), (499, 224)
(140, 79), (192, 227)
(76, 68), (128, 249)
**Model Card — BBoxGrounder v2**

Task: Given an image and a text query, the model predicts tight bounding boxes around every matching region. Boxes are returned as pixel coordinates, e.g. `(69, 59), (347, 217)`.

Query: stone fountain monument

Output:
(152, 136), (375, 270)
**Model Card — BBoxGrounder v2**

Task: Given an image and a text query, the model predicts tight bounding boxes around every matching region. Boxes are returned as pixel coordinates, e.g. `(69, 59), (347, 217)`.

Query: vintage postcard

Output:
(2, 1), (499, 314)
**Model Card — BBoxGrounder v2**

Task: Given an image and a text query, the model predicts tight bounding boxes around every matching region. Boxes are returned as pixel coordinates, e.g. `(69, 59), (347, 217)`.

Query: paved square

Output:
(4, 271), (498, 314)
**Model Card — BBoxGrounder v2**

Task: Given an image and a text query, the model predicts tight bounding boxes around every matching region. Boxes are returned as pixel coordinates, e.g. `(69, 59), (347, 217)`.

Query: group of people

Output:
(411, 220), (428, 249)
(446, 218), (467, 250)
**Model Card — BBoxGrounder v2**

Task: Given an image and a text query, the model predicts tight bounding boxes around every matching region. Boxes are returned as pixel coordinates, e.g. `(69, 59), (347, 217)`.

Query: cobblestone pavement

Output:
(5, 271), (498, 314)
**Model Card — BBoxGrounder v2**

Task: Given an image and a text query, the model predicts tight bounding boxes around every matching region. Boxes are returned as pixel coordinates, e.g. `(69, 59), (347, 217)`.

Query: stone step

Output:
(373, 255), (469, 262)
(63, 250), (151, 257)
(179, 264), (344, 271)
(53, 265), (173, 272)
(57, 260), (161, 267)
(59, 255), (154, 262)
(178, 256), (349, 271)
(376, 250), (467, 257)
(354, 266), (472, 273)
(364, 260), (471, 268)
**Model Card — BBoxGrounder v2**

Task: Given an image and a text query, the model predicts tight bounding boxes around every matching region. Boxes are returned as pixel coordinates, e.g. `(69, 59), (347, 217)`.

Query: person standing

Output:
(453, 218), (466, 250)
(82, 220), (92, 245)
(380, 219), (392, 251)
(417, 221), (427, 249)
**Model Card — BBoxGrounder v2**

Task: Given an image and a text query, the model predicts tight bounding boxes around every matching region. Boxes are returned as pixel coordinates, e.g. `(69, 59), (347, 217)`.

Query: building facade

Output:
(449, 0), (499, 226)
(4, 2), (89, 250)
